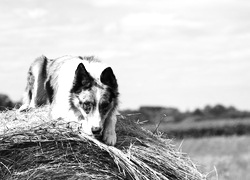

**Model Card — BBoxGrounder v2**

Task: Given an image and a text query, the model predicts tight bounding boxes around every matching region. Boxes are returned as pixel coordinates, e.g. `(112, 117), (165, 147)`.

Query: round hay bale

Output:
(0, 106), (207, 180)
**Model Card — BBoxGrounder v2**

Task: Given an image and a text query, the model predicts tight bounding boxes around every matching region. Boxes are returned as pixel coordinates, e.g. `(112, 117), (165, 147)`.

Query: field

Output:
(141, 118), (250, 180)
(175, 136), (250, 180)
(142, 118), (250, 138)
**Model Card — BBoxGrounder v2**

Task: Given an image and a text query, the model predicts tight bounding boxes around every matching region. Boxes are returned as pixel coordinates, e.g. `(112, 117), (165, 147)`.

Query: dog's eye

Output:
(82, 102), (92, 114)
(100, 102), (110, 110)
(75, 89), (82, 94)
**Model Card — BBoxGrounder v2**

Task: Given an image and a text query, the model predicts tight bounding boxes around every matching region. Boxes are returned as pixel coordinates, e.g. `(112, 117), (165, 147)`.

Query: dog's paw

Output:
(18, 104), (32, 112)
(102, 130), (117, 146)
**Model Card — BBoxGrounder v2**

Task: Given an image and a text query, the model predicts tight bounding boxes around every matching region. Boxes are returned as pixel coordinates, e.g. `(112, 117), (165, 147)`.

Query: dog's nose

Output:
(91, 127), (102, 134)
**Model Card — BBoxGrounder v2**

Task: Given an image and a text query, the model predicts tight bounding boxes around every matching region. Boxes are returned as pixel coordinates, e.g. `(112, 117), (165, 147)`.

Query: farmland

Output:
(141, 118), (250, 180)
(142, 118), (250, 138)
(175, 136), (250, 180)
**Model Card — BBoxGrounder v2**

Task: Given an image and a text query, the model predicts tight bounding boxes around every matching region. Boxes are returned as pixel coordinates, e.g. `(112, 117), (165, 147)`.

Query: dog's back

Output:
(19, 56), (50, 111)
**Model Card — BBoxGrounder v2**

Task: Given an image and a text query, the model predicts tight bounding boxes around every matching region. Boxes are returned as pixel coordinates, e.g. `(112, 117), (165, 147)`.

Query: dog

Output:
(19, 55), (119, 146)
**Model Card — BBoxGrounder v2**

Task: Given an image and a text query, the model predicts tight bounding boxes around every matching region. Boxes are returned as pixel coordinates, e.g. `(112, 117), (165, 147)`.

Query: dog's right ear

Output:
(71, 63), (94, 92)
(100, 67), (118, 89)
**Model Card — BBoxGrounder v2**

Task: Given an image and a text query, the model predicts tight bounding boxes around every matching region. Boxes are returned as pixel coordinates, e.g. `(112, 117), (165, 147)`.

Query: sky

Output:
(0, 0), (250, 111)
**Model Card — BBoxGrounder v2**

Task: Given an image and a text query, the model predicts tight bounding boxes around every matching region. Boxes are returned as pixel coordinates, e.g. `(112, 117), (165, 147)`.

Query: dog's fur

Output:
(20, 55), (119, 146)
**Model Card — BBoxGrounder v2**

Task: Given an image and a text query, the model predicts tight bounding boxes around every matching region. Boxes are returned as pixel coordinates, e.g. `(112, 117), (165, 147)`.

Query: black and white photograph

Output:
(0, 0), (250, 179)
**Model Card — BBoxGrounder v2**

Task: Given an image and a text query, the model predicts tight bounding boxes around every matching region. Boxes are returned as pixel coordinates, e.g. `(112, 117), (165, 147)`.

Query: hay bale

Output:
(0, 106), (207, 180)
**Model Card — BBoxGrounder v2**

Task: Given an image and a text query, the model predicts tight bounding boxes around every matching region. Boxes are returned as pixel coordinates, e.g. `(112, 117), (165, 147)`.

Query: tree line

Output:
(1, 93), (250, 123)
(122, 104), (250, 124)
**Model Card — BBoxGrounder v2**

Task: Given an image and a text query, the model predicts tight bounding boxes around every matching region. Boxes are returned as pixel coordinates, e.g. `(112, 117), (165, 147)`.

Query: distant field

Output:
(174, 136), (250, 180)
(141, 118), (250, 179)
(142, 118), (250, 138)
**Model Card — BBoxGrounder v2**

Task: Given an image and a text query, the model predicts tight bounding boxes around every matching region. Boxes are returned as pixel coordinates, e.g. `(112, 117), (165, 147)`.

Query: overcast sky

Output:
(0, 0), (250, 111)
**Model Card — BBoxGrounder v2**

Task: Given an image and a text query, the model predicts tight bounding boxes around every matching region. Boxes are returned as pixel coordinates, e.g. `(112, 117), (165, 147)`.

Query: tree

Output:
(210, 104), (227, 117)
(192, 108), (203, 116)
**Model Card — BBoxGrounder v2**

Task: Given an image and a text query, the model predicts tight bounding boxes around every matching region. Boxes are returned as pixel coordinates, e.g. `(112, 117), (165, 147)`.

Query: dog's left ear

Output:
(100, 67), (118, 89)
(71, 63), (94, 93)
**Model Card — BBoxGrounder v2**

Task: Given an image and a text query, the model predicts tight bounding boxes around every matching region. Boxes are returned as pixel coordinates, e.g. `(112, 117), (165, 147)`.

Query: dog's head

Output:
(69, 63), (118, 135)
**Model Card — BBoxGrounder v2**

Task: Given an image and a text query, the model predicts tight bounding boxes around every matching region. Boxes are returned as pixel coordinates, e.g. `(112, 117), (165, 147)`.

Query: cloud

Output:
(97, 50), (131, 60)
(121, 12), (204, 31)
(13, 8), (47, 19)
(28, 8), (47, 19)
(91, 0), (142, 7)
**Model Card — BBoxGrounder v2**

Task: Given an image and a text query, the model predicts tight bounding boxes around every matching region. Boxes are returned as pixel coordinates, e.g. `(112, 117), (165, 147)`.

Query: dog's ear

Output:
(72, 63), (94, 92)
(100, 67), (118, 89)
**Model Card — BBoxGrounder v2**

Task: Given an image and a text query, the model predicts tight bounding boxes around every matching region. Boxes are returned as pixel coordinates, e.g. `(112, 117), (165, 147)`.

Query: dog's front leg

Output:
(102, 114), (117, 146)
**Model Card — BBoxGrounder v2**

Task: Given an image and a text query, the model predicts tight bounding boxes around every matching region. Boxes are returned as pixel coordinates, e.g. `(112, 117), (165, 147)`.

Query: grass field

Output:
(174, 136), (250, 180)
(141, 118), (250, 180)
(142, 118), (250, 138)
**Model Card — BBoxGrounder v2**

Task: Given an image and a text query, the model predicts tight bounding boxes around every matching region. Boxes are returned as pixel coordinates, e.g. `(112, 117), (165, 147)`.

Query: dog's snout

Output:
(91, 127), (102, 134)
